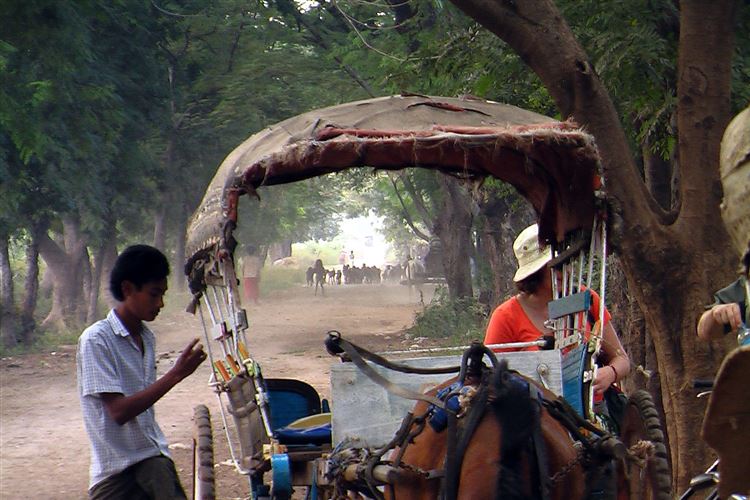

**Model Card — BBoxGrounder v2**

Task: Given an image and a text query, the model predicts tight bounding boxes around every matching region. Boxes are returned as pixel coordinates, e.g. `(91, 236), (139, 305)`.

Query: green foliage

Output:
(407, 286), (487, 344)
(235, 178), (349, 248)
(293, 240), (343, 268)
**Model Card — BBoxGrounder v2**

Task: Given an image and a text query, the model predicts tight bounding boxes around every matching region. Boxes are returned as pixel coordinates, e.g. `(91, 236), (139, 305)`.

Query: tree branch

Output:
(274, 0), (377, 97)
(388, 176), (431, 241)
(399, 171), (434, 229)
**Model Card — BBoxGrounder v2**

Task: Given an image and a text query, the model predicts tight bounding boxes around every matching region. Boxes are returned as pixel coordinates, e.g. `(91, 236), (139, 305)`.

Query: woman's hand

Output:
(593, 365), (616, 394)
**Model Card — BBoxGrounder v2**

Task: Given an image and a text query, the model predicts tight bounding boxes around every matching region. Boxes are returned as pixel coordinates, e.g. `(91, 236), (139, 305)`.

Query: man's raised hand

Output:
(172, 337), (207, 380)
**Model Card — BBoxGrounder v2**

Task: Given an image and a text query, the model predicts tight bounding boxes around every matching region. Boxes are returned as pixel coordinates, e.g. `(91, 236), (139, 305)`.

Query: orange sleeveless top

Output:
(484, 288), (610, 352)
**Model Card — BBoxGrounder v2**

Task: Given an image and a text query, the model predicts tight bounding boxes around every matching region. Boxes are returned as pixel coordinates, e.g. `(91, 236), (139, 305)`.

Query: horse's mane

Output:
(490, 360), (541, 500)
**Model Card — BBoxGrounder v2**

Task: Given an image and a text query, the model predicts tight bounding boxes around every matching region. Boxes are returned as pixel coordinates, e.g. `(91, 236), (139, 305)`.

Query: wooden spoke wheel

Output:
(193, 404), (216, 500)
(616, 390), (672, 500)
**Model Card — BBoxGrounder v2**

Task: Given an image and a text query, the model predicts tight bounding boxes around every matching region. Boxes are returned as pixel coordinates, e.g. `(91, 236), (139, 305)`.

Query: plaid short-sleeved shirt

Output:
(77, 309), (171, 489)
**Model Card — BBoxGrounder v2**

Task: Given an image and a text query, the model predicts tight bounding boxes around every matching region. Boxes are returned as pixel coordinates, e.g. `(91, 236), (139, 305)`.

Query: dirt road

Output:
(0, 282), (435, 499)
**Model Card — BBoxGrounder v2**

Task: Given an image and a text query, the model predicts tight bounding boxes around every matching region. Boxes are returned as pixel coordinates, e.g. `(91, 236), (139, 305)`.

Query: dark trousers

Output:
(89, 455), (187, 500)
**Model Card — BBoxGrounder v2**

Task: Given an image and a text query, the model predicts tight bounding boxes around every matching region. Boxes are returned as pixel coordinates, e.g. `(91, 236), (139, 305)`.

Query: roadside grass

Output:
(406, 286), (488, 345)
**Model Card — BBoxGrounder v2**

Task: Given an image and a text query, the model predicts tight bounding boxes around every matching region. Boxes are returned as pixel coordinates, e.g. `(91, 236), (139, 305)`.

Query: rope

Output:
(626, 440), (655, 468)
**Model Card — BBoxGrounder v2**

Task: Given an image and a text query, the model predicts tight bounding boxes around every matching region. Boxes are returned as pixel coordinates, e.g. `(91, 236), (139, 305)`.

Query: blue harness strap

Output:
(428, 381), (463, 432)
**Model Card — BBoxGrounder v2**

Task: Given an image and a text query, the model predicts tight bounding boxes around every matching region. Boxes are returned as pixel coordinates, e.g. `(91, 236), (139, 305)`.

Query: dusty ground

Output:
(0, 282), (437, 500)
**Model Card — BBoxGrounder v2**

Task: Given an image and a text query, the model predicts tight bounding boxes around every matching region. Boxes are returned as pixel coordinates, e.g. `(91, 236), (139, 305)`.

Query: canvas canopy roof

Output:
(185, 95), (604, 282)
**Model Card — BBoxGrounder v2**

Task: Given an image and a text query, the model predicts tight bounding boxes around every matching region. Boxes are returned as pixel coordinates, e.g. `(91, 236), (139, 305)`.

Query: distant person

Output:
(240, 244), (262, 304)
(312, 259), (326, 296)
(77, 244), (206, 499)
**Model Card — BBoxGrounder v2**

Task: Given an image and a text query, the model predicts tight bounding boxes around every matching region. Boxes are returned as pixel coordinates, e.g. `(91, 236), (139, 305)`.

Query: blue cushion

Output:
(274, 423), (332, 446)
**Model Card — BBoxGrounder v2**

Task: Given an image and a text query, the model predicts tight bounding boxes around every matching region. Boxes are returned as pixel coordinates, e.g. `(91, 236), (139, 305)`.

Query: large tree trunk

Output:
(87, 217), (118, 322)
(433, 176), (473, 299)
(445, 0), (739, 489)
(39, 216), (88, 331)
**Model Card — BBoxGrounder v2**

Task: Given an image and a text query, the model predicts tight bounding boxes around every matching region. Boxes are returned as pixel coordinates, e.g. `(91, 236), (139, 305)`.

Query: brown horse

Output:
(387, 361), (586, 500)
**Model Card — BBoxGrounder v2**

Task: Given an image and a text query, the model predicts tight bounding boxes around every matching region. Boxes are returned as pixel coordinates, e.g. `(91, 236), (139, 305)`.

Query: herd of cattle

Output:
(305, 263), (407, 288)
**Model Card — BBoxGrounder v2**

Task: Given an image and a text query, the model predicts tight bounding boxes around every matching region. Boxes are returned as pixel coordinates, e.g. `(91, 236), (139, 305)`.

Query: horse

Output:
(386, 360), (588, 500)
(305, 266), (314, 287)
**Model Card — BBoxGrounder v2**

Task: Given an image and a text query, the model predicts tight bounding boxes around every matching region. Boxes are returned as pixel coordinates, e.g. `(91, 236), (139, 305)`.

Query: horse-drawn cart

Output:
(183, 95), (671, 499)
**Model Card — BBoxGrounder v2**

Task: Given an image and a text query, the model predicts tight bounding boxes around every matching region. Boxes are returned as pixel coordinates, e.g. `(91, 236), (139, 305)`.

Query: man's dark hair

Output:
(110, 245), (170, 301)
(743, 239), (750, 278)
(515, 267), (546, 294)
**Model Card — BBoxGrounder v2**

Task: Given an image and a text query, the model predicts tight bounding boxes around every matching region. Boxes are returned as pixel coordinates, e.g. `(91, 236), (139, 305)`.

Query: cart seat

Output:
(265, 378), (332, 446)
(274, 413), (332, 446)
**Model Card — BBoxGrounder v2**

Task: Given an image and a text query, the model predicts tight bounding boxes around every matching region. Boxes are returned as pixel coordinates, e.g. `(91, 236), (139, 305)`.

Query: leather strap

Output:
(331, 333), (450, 409)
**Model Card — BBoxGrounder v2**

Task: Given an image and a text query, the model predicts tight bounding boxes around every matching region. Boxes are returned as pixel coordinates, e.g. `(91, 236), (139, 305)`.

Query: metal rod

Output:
(599, 219), (607, 332)
(252, 378), (274, 437)
(577, 252), (584, 292)
(380, 340), (548, 356)
(202, 292), (219, 326)
(197, 301), (218, 373)
(211, 285), (227, 324)
(587, 217), (598, 289)
(223, 259), (241, 353)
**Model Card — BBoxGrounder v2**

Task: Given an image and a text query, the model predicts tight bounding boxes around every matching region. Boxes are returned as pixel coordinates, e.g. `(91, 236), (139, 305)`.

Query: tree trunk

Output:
(432, 176), (473, 299)
(445, 0), (739, 489)
(0, 234), (14, 308)
(87, 242), (106, 324)
(100, 237), (118, 307)
(172, 204), (188, 291)
(80, 246), (92, 325)
(607, 257), (668, 452)
(269, 240), (292, 261)
(0, 233), (20, 349)
(153, 205), (167, 252)
(20, 224), (42, 345)
(476, 190), (535, 307)
(39, 216), (88, 331)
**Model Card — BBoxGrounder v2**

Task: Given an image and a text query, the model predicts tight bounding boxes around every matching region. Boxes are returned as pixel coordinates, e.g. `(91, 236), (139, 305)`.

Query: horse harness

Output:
(325, 333), (628, 500)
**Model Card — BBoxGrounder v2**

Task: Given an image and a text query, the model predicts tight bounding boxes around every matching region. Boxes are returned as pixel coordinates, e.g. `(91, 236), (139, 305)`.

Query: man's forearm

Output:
(102, 370), (183, 425)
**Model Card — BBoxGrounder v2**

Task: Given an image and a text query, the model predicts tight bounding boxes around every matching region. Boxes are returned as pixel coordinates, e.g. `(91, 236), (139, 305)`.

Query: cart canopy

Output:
(185, 95), (604, 285)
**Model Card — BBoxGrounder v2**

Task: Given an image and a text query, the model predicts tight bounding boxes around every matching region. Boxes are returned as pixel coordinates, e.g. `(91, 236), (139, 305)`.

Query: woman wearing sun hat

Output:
(484, 223), (630, 395)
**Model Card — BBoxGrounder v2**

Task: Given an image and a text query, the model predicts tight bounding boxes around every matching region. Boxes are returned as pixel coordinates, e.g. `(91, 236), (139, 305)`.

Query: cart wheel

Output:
(193, 404), (215, 500)
(617, 390), (672, 500)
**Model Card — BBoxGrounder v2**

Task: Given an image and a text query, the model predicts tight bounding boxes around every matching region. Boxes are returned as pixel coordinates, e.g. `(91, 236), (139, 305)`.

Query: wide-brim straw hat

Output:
(513, 223), (552, 282)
